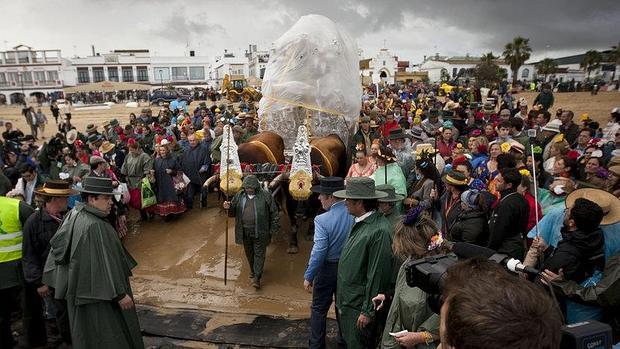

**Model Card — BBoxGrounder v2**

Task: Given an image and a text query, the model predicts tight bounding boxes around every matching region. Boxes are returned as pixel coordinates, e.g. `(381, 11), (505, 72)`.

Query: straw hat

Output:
(99, 141), (116, 154)
(333, 177), (388, 200)
(566, 188), (620, 225)
(542, 119), (562, 133)
(34, 180), (79, 197)
(85, 124), (98, 134)
(66, 129), (78, 145)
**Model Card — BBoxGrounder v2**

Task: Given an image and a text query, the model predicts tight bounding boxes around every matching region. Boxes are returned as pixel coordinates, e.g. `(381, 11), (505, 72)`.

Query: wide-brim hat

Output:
(333, 177), (388, 200)
(442, 170), (469, 187)
(99, 141), (116, 154)
(77, 177), (121, 195)
(410, 126), (426, 141)
(542, 119), (562, 133)
(66, 129), (78, 145)
(566, 188), (620, 225)
(87, 133), (104, 144)
(370, 120), (380, 128)
(34, 179), (79, 197)
(376, 184), (404, 202)
(389, 128), (410, 140)
(89, 155), (107, 166)
(85, 124), (98, 134)
(311, 176), (345, 194)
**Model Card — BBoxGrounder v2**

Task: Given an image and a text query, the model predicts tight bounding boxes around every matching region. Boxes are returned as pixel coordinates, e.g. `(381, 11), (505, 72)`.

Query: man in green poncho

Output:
(224, 175), (279, 289)
(333, 177), (394, 348)
(42, 177), (144, 349)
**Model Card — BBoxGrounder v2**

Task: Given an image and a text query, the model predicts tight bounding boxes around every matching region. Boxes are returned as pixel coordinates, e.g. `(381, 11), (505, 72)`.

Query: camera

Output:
(404, 243), (614, 349)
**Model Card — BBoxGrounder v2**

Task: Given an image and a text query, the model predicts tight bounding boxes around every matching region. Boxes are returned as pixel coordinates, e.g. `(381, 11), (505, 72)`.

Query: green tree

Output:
(536, 58), (558, 82)
(474, 60), (503, 87)
(580, 50), (603, 81)
(503, 36), (532, 84)
(481, 52), (497, 65)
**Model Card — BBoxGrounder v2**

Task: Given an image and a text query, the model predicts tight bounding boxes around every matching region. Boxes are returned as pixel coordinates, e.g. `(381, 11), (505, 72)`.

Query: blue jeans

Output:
(309, 262), (345, 349)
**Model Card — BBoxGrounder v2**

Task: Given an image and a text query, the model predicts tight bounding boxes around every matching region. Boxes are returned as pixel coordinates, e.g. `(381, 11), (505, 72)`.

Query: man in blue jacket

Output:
(303, 177), (354, 349)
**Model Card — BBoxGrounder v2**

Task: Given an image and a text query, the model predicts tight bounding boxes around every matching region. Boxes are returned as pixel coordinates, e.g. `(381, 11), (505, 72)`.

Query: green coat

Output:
(381, 261), (439, 349)
(337, 211), (394, 348)
(229, 189), (280, 245)
(42, 202), (143, 349)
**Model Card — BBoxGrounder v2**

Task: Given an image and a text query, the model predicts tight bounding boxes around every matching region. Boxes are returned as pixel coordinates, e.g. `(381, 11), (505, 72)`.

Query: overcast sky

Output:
(2, 0), (619, 64)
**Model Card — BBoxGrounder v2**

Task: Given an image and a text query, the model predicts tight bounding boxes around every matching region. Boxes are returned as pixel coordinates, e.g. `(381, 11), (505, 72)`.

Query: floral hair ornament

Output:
(428, 231), (445, 251)
(519, 169), (531, 177)
(553, 134), (565, 143)
(355, 143), (365, 152)
(532, 145), (543, 154)
(567, 150), (580, 161)
(403, 205), (424, 226)
(500, 142), (511, 154)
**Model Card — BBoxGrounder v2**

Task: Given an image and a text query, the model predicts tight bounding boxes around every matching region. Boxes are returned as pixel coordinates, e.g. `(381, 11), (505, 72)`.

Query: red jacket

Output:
(380, 120), (399, 138)
(524, 192), (543, 232)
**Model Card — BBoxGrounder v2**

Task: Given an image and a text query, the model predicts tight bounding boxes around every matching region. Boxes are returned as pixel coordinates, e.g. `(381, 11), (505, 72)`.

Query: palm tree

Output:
(481, 52), (497, 65)
(609, 42), (620, 80)
(503, 36), (532, 84)
(536, 58), (558, 82)
(580, 50), (603, 81)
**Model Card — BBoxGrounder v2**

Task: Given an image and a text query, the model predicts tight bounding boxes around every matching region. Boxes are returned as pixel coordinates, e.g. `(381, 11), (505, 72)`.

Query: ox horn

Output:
(203, 174), (220, 188)
(269, 172), (289, 190)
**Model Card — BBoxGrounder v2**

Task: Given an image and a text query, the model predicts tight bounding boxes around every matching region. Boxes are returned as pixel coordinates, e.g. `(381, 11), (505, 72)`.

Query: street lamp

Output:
(17, 72), (25, 106)
(159, 69), (164, 91)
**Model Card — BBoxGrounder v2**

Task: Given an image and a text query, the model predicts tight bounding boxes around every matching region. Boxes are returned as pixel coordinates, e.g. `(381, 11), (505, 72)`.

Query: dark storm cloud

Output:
(263, 0), (620, 51)
(151, 13), (226, 43)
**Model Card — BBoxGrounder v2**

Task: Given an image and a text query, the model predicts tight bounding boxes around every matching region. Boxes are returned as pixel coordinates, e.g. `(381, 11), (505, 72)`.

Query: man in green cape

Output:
(42, 177), (144, 349)
(333, 177), (394, 348)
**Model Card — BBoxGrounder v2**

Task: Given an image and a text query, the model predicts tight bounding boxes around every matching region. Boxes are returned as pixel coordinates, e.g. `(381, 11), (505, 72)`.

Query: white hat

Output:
(612, 107), (619, 114)
(542, 119), (562, 133)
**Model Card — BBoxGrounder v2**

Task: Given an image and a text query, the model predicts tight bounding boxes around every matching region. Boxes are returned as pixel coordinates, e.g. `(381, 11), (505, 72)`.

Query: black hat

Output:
(77, 177), (121, 195)
(311, 176), (345, 194)
(427, 108), (439, 117)
(389, 128), (410, 140)
(442, 110), (455, 119)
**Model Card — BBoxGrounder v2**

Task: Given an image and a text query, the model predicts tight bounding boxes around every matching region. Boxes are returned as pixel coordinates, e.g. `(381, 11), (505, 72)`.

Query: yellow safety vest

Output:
(0, 196), (23, 263)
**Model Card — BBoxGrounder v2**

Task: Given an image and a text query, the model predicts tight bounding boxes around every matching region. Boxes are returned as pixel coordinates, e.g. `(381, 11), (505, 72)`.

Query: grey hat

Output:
(242, 175), (260, 190)
(77, 177), (121, 195)
(410, 126), (426, 141)
(376, 184), (405, 203)
(333, 177), (388, 200)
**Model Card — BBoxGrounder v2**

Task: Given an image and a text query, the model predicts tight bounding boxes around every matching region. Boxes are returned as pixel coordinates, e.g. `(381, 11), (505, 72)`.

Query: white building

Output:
(419, 54), (535, 83)
(209, 50), (249, 89)
(246, 44), (269, 83)
(68, 49), (211, 89)
(359, 48), (399, 84)
(0, 45), (68, 105)
(535, 51), (620, 83)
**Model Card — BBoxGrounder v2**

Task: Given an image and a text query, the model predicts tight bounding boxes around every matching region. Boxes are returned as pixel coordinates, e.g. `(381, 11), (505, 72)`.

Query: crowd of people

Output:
(1, 81), (620, 348)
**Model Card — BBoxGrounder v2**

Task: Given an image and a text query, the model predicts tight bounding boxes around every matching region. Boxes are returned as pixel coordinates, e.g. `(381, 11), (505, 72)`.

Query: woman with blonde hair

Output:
(372, 207), (446, 348)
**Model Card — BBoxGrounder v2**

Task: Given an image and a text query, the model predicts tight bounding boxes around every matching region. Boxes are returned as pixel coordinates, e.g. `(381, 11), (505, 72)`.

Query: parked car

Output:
(149, 90), (192, 105)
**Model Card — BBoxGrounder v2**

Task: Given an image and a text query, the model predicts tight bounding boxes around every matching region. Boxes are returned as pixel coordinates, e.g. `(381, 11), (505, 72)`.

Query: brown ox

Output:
(310, 134), (347, 177)
(238, 131), (285, 165)
(271, 134), (348, 253)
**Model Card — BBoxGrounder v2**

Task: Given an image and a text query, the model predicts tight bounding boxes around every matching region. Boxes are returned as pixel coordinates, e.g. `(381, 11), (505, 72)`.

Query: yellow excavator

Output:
(222, 74), (262, 102)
